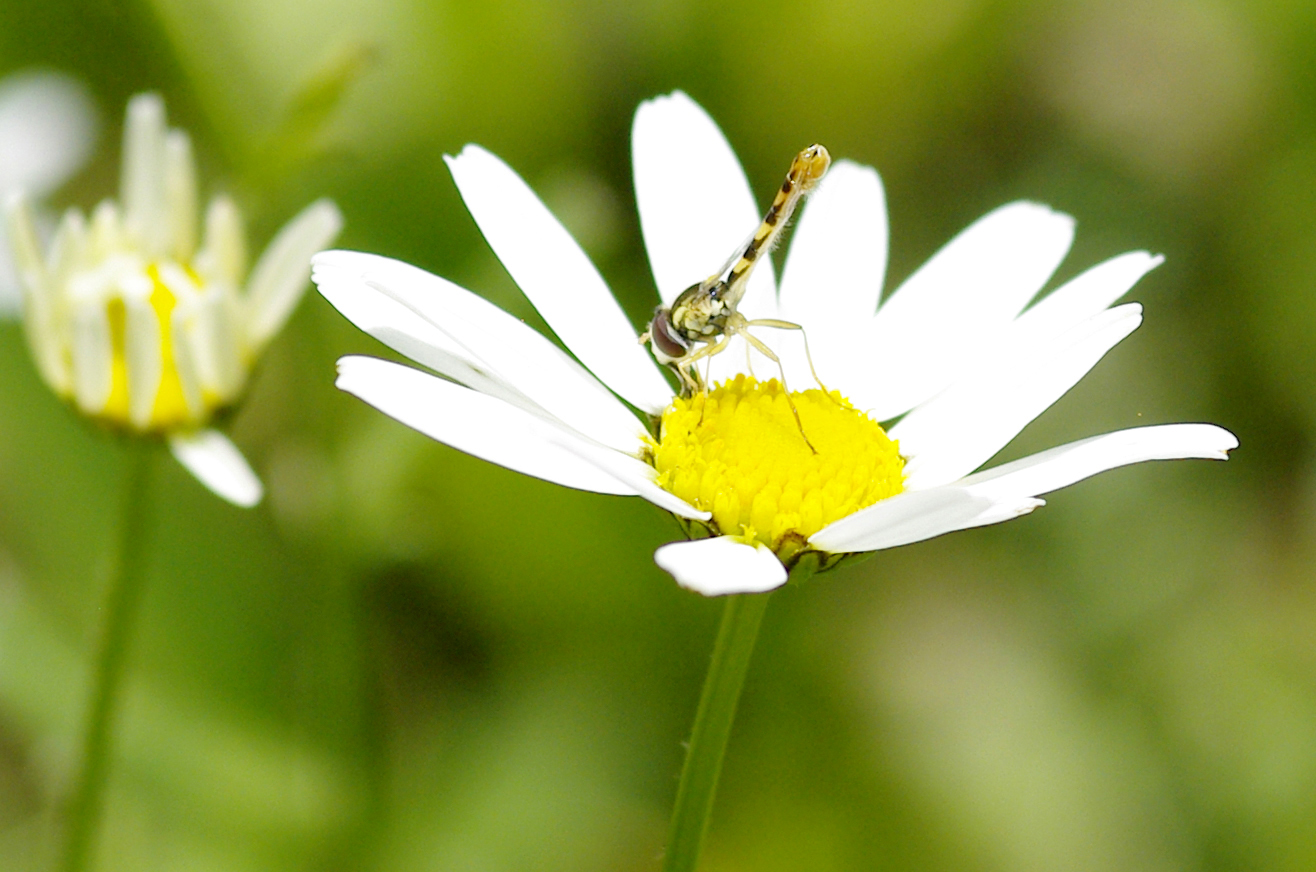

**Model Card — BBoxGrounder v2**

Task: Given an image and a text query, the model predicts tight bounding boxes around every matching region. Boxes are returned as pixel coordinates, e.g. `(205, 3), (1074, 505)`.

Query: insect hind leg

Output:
(731, 323), (818, 454)
(744, 317), (840, 403)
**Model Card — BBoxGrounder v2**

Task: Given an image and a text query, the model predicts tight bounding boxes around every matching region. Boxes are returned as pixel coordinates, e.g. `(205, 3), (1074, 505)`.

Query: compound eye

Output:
(649, 309), (691, 362)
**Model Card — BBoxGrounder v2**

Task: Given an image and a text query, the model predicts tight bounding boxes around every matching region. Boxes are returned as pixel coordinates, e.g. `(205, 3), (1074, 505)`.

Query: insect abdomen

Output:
(724, 144), (830, 290)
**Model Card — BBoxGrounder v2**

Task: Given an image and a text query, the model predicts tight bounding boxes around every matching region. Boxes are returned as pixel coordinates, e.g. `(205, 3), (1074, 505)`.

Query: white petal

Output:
(813, 422), (1236, 555)
(855, 202), (1076, 421)
(893, 304), (1143, 489)
(4, 194), (67, 388)
(4, 194), (45, 285)
(335, 356), (708, 520)
(124, 292), (163, 430)
(958, 423), (1238, 500)
(546, 426), (709, 519)
(70, 300), (113, 414)
(47, 206), (88, 286)
(444, 145), (673, 415)
(315, 254), (545, 411)
(188, 285), (244, 401)
(168, 429), (263, 507)
(170, 308), (204, 420)
(164, 130), (197, 262)
(0, 241), (19, 315)
(631, 91), (776, 317)
(313, 250), (648, 454)
(879, 251), (1158, 484)
(653, 536), (787, 596)
(809, 485), (1043, 553)
(244, 198), (342, 350)
(121, 93), (167, 256)
(810, 420), (1231, 552)
(1012, 251), (1161, 339)
(777, 159), (887, 334)
(88, 200), (123, 261)
(0, 70), (96, 196)
(196, 196), (247, 288)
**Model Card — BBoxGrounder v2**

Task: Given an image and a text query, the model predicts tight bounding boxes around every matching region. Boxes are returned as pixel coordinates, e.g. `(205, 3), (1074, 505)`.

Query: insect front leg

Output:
(676, 334), (733, 395)
(675, 361), (702, 395)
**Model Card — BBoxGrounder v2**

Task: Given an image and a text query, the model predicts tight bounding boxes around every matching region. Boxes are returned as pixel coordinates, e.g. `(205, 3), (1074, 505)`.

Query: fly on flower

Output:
(641, 144), (833, 445)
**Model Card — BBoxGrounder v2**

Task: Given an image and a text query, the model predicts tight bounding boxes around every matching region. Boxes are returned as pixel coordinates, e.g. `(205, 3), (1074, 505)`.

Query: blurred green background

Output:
(0, 0), (1307, 869)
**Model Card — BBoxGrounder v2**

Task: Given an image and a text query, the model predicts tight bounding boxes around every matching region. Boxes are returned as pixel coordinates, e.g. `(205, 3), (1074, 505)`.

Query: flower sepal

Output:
(783, 545), (855, 581)
(676, 514), (845, 579)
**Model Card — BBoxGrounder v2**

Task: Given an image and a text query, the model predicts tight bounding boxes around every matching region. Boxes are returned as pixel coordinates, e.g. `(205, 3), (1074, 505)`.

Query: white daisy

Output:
(6, 92), (342, 507)
(312, 91), (1236, 596)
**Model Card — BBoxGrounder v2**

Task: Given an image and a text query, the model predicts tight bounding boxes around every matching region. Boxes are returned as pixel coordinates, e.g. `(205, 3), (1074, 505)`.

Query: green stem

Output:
(61, 440), (154, 872)
(662, 591), (772, 872)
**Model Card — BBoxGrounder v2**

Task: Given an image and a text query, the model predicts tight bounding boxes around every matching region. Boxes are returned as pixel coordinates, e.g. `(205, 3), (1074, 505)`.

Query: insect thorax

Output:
(670, 282), (730, 341)
(646, 281), (730, 367)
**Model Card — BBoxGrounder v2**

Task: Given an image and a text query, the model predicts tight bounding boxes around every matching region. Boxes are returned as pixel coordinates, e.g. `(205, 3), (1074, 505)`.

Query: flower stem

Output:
(662, 591), (772, 872)
(61, 440), (154, 872)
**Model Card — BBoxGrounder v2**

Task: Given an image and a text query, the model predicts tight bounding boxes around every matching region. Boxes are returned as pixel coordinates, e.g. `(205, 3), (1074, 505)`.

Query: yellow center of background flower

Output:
(93, 260), (219, 433)
(652, 375), (904, 556)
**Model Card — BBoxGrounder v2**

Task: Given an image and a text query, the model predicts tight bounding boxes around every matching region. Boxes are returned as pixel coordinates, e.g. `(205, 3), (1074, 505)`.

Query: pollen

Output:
(651, 375), (904, 560)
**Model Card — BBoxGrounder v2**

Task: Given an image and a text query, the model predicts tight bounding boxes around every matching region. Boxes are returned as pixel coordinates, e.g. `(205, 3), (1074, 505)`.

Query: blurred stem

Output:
(663, 591), (772, 872)
(61, 439), (154, 872)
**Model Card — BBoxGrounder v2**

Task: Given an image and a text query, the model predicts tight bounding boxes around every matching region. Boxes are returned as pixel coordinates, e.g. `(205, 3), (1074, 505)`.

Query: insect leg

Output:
(734, 325), (818, 453)
(745, 317), (840, 402)
(676, 334), (733, 395)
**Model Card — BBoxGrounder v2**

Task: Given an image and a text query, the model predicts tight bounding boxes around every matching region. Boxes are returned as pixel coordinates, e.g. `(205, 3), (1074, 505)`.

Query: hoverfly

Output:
(640, 144), (833, 447)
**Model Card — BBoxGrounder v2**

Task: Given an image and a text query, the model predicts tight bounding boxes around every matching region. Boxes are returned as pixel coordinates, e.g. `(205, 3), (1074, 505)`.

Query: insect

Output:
(641, 144), (833, 446)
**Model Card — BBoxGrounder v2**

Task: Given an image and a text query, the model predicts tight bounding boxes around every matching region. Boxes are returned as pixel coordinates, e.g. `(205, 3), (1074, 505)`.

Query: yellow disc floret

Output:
(651, 375), (904, 562)
(99, 263), (194, 429)
(66, 253), (229, 433)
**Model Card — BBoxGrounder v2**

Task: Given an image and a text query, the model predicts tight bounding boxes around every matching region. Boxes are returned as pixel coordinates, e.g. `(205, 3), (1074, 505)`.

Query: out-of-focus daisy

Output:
(6, 93), (342, 506)
(0, 69), (97, 313)
(312, 90), (1235, 595)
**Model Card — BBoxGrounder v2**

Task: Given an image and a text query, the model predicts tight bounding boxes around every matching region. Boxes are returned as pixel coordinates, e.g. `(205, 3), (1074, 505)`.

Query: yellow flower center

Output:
(84, 258), (225, 433)
(651, 375), (904, 561)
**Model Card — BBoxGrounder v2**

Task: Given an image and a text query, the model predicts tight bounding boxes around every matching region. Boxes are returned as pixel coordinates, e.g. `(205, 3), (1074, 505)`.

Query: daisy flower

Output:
(312, 91), (1235, 596)
(6, 92), (342, 506)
